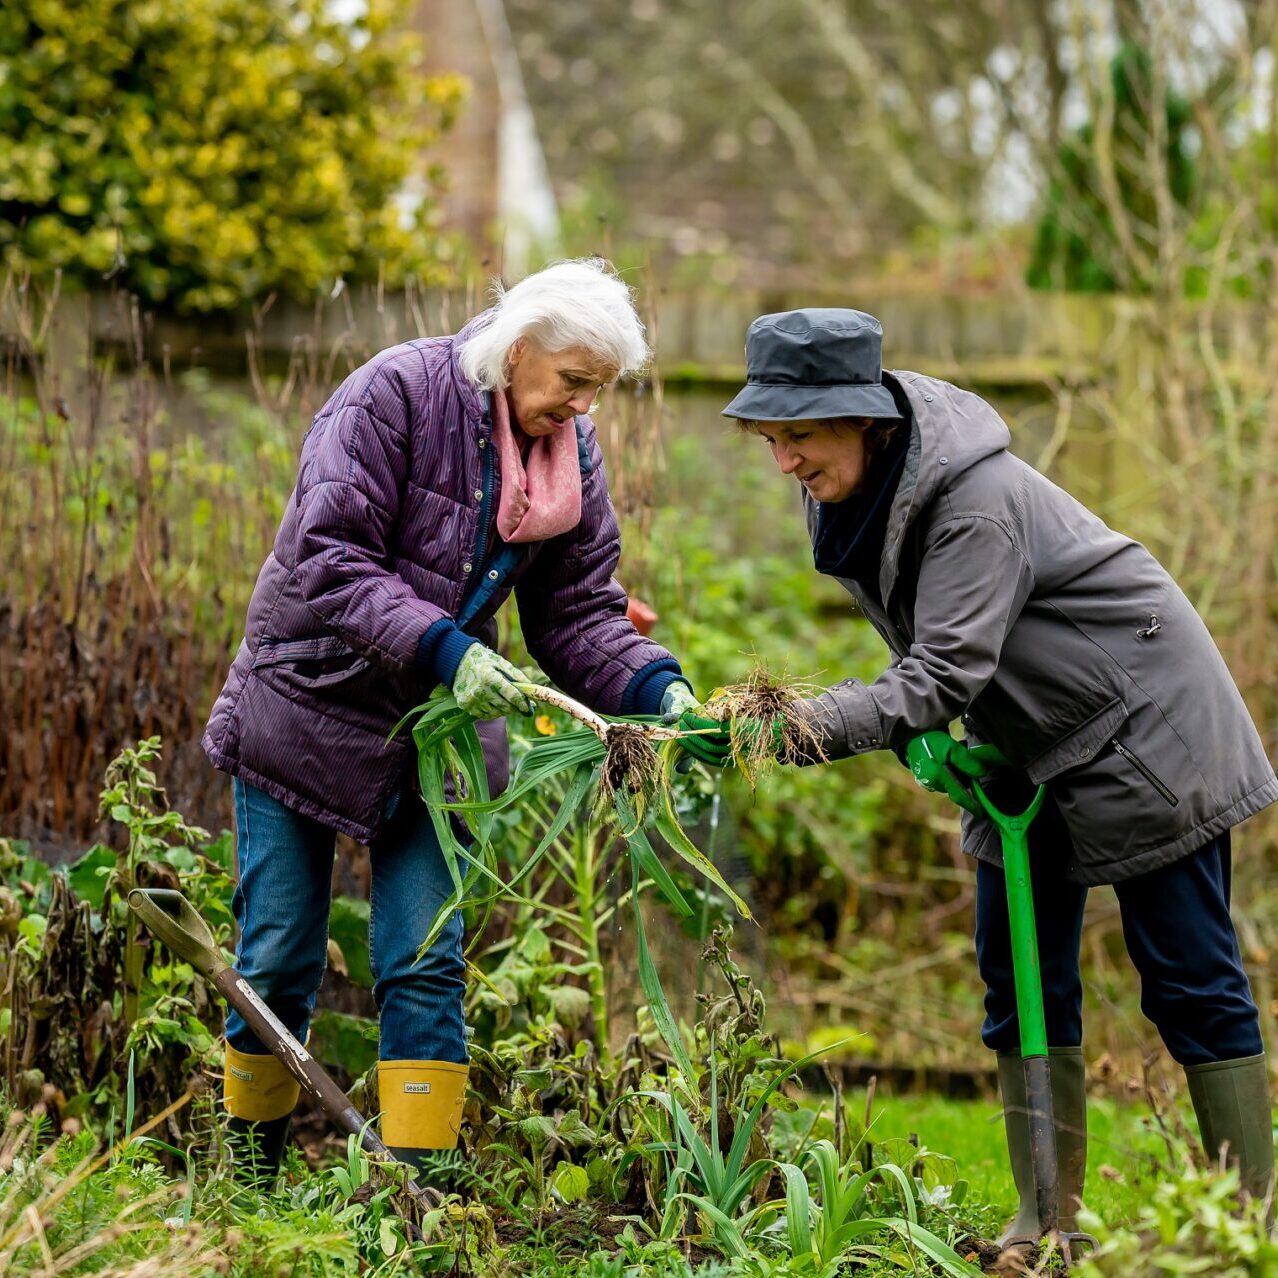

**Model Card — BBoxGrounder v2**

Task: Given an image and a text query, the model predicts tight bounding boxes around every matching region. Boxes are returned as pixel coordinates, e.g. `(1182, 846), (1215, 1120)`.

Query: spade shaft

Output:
(126, 888), (436, 1212)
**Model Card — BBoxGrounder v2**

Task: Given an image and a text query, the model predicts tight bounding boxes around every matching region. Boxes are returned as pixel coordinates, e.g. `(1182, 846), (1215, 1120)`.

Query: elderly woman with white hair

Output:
(202, 259), (701, 1178)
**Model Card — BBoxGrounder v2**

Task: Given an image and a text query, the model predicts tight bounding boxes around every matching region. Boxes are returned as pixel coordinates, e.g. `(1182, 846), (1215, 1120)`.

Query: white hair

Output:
(457, 257), (651, 390)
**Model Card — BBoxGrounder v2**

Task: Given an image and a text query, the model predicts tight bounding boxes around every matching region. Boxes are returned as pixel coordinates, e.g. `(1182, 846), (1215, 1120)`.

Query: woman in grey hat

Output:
(677, 308), (1276, 1235)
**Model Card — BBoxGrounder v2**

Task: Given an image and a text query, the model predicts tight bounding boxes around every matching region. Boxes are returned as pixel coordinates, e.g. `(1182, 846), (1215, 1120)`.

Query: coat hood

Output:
(800, 370), (1011, 604)
(876, 371), (1011, 602)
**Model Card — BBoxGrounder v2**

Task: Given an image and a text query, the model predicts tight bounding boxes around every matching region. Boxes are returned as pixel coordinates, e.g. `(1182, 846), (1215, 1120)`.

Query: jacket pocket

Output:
(1024, 697), (1129, 784)
(1109, 738), (1179, 807)
(253, 635), (373, 688)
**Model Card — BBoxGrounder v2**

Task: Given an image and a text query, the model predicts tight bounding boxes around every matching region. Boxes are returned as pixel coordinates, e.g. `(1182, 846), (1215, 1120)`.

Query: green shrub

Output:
(0, 0), (463, 310)
(1076, 1160), (1278, 1277)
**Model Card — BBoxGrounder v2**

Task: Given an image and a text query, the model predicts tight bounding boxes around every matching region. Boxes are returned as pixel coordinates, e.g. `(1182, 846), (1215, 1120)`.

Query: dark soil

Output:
(965, 1234), (1074, 1275)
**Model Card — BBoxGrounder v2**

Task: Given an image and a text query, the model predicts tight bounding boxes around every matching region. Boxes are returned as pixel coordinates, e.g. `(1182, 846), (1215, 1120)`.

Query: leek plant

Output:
(632, 1053), (806, 1248)
(400, 684), (749, 1078)
(771, 1140), (979, 1276)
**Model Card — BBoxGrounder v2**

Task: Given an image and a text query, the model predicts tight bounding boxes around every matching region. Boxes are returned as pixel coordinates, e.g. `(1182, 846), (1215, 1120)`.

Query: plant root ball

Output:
(702, 667), (828, 780)
(601, 724), (662, 805)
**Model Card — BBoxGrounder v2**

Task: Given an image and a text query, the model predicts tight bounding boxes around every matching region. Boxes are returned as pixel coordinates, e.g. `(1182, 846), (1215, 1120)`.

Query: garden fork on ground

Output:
(907, 735), (1098, 1267)
(127, 888), (443, 1230)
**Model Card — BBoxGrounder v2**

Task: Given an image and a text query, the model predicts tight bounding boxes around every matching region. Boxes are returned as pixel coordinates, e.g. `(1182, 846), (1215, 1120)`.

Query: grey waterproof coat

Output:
(802, 371), (1278, 884)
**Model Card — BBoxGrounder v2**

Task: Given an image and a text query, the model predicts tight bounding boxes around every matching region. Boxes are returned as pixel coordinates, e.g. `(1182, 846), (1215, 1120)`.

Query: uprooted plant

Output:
(697, 667), (830, 783)
(398, 682), (749, 1081)
(397, 664), (834, 1078)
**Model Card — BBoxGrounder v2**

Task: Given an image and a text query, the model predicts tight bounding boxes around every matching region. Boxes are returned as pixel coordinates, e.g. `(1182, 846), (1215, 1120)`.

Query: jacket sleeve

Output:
(293, 370), (452, 670)
(515, 424), (683, 714)
(801, 514), (1035, 758)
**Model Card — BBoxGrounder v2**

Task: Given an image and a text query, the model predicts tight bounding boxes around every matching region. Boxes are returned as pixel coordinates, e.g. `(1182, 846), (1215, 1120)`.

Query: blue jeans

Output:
(226, 778), (468, 1063)
(975, 817), (1262, 1066)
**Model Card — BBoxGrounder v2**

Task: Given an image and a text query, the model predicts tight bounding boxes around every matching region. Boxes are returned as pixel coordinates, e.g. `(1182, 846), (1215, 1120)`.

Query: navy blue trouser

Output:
(975, 820), (1262, 1066)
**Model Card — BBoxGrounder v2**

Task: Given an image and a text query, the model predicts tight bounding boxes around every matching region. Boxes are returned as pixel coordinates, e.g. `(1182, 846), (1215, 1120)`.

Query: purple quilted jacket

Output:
(203, 316), (684, 841)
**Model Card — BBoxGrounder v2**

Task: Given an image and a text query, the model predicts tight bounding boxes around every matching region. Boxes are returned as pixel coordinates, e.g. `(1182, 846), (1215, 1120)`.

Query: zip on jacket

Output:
(1110, 738), (1179, 807)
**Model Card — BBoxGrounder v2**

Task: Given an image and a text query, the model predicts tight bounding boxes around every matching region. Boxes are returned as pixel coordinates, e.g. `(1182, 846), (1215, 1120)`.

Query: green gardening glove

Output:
(660, 683), (704, 774)
(904, 731), (989, 816)
(676, 712), (786, 769)
(451, 644), (536, 719)
(676, 711), (733, 768)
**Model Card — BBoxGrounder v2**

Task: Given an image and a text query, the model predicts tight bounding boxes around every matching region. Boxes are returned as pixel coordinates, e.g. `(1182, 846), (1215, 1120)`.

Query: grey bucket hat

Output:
(721, 308), (901, 422)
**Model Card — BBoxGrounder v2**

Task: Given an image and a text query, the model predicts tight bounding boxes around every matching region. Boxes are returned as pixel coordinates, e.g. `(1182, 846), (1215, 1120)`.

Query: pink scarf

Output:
(491, 390), (582, 543)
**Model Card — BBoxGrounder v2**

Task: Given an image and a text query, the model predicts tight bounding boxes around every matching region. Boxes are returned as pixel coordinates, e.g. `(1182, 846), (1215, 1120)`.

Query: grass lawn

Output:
(864, 1089), (1196, 1232)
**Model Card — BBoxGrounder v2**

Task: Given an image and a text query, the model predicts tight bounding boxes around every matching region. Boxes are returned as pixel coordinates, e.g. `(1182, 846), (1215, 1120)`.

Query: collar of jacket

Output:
(812, 420), (910, 590)
(448, 310), (498, 429)
(877, 371), (1007, 602)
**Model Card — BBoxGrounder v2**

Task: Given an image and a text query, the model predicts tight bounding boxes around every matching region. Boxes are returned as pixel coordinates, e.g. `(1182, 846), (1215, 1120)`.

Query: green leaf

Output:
(65, 844), (117, 910)
(328, 896), (373, 988)
(200, 831), (235, 875)
(886, 1220), (982, 1276)
(778, 1161), (814, 1258)
(444, 730), (604, 815)
(517, 1114), (557, 1150)
(309, 1010), (379, 1077)
(553, 1112), (597, 1149)
(378, 1216), (400, 1258)
(671, 1192), (752, 1259)
(544, 984), (593, 1029)
(623, 818), (692, 919)
(631, 861), (694, 1080)
(550, 1162), (590, 1203)
(652, 789), (752, 920)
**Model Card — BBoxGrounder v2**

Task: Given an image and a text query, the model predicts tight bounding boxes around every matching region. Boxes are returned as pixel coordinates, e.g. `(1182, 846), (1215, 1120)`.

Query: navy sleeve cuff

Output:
(620, 659), (685, 716)
(416, 619), (480, 687)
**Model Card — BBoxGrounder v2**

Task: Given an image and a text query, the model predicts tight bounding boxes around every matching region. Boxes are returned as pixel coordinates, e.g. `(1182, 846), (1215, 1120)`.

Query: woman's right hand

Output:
(904, 731), (988, 814)
(451, 645), (536, 719)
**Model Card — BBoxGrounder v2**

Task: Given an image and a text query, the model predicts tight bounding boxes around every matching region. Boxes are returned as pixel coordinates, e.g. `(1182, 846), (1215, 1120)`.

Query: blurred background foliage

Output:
(2, 0), (1278, 1082)
(504, 0), (1278, 295)
(0, 0), (464, 310)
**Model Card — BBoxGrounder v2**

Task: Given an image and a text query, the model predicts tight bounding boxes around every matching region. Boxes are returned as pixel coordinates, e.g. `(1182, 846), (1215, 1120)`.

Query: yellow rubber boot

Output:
(378, 1060), (468, 1174)
(224, 1043), (301, 1184)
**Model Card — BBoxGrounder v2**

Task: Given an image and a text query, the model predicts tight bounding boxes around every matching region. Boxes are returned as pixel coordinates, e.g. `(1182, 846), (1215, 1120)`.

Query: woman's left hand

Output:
(676, 712), (789, 768)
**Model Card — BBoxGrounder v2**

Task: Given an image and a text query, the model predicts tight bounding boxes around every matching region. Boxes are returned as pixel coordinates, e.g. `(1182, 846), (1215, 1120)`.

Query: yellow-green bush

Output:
(0, 0), (465, 310)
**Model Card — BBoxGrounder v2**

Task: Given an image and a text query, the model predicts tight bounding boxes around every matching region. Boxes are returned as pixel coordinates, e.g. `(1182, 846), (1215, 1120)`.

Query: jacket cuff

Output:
(620, 660), (684, 716)
(791, 681), (884, 764)
(416, 619), (480, 688)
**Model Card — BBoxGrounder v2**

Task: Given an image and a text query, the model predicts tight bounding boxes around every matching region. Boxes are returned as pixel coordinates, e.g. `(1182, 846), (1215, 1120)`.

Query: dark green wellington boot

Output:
(223, 1043), (300, 1187)
(226, 1113), (293, 1186)
(1185, 1053), (1275, 1214)
(997, 1047), (1089, 1243)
